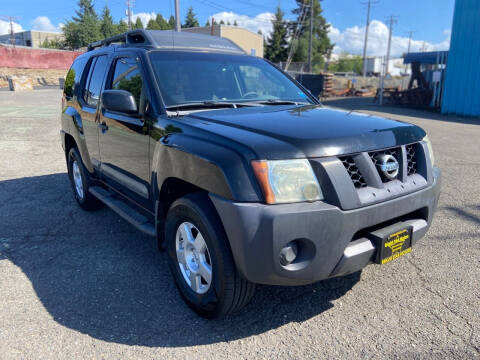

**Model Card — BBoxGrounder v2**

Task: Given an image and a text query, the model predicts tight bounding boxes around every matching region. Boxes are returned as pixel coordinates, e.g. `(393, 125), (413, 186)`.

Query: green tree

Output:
(117, 19), (128, 34)
(168, 15), (175, 29)
(134, 17), (144, 29)
(147, 18), (161, 30)
(290, 0), (333, 70)
(234, 20), (238, 26)
(63, 0), (101, 49)
(265, 6), (289, 63)
(205, 19), (210, 26)
(100, 5), (116, 38)
(219, 19), (225, 25)
(155, 14), (170, 29)
(328, 53), (363, 74)
(40, 38), (64, 49)
(183, 7), (199, 28)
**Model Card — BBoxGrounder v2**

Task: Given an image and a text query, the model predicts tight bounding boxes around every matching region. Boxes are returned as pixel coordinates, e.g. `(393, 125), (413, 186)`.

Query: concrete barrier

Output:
(8, 76), (34, 91)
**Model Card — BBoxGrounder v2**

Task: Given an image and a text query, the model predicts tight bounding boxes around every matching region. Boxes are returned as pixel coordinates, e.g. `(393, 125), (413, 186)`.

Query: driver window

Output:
(110, 57), (143, 109)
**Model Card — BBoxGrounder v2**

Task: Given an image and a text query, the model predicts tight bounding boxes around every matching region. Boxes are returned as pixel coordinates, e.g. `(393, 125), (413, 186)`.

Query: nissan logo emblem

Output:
(376, 154), (399, 180)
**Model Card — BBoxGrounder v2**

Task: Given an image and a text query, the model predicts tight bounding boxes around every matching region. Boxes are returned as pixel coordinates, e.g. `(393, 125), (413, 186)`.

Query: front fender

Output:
(152, 134), (261, 202)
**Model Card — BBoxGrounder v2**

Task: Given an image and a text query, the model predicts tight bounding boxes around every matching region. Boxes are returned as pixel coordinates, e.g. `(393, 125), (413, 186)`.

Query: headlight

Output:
(251, 159), (324, 204)
(423, 135), (435, 167)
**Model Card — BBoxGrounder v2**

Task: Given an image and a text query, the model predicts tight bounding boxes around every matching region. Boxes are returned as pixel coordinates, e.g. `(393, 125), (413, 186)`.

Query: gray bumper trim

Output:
(210, 167), (441, 286)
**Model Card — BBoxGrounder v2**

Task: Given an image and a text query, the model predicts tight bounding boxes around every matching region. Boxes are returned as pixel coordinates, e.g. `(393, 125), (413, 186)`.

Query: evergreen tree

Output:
(205, 19), (210, 26)
(117, 19), (128, 34)
(168, 15), (175, 29)
(155, 14), (170, 29)
(265, 6), (289, 63)
(183, 7), (199, 28)
(290, 0), (333, 70)
(227, 21), (231, 25)
(234, 20), (238, 26)
(134, 17), (144, 29)
(100, 5), (116, 38)
(63, 0), (101, 49)
(147, 18), (161, 30)
(219, 20), (225, 25)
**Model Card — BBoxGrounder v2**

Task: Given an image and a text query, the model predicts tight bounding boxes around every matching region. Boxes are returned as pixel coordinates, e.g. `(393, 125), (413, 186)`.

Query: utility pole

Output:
(378, 15), (397, 105)
(361, 0), (378, 77)
(308, 0), (313, 73)
(384, 15), (397, 76)
(175, 0), (181, 32)
(0, 16), (19, 47)
(126, 0), (133, 30)
(405, 30), (414, 54)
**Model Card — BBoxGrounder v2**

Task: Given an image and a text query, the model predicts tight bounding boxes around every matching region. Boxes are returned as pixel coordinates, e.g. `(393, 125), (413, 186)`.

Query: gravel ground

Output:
(0, 90), (479, 359)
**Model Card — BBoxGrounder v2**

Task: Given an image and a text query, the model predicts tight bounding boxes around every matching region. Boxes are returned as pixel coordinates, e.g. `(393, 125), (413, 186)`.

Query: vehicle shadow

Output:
(322, 97), (480, 125)
(0, 173), (361, 347)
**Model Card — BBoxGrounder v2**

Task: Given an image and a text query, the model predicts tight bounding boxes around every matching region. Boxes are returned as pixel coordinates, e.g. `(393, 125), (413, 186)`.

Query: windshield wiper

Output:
(166, 101), (237, 111)
(246, 99), (308, 106)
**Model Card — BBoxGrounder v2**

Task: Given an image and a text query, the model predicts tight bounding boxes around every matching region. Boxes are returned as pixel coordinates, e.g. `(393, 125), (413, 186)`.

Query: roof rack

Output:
(87, 29), (245, 54)
(87, 29), (154, 51)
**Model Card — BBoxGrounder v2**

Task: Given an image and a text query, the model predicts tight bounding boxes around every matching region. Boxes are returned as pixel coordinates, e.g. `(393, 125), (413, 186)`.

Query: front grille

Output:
(339, 156), (367, 188)
(369, 147), (401, 182)
(406, 144), (417, 175)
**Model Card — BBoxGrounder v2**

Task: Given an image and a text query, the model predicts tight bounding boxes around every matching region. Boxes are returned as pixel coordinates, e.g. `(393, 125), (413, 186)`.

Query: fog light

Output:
(279, 242), (298, 266)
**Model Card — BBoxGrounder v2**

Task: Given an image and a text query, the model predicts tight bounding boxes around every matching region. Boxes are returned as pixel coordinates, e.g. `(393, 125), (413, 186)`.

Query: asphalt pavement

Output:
(0, 90), (479, 359)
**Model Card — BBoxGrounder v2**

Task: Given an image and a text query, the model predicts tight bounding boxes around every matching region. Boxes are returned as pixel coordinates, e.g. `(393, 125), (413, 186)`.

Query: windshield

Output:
(148, 51), (313, 107)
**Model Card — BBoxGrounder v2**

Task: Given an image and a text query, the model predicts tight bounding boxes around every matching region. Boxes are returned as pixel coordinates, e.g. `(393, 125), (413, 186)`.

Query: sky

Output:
(0, 0), (455, 57)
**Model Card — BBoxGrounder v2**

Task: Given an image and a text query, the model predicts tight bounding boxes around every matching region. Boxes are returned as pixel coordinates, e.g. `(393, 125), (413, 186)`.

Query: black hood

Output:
(183, 104), (426, 159)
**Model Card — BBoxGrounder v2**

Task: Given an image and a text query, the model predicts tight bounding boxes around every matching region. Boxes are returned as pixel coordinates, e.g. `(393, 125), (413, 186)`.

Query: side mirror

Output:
(101, 89), (138, 114)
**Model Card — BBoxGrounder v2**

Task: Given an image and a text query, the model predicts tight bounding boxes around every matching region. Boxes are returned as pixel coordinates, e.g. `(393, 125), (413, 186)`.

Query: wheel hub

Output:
(72, 160), (84, 199)
(175, 222), (212, 294)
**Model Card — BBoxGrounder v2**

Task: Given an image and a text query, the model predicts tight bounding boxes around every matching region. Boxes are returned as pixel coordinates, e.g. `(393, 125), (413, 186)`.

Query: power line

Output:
(285, 2), (309, 71)
(361, 0), (379, 77)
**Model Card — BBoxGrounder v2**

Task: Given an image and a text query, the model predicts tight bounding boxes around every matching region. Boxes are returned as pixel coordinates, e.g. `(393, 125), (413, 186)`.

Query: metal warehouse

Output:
(442, 0), (480, 116)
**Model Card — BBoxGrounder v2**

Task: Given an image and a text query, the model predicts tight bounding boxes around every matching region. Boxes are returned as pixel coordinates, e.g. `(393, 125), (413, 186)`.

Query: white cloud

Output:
(210, 11), (274, 36)
(0, 19), (23, 35)
(328, 20), (451, 57)
(31, 16), (60, 32)
(129, 12), (157, 27)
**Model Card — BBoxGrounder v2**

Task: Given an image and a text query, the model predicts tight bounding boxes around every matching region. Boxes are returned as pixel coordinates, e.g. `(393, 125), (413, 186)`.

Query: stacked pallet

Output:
(321, 73), (333, 97)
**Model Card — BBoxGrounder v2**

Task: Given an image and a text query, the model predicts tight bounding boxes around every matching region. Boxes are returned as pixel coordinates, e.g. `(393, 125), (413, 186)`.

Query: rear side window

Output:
(83, 55), (109, 107)
(110, 57), (143, 109)
(64, 56), (88, 100)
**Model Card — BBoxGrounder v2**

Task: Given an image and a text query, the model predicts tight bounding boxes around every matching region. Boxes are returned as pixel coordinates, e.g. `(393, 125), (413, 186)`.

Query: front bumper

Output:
(210, 167), (441, 286)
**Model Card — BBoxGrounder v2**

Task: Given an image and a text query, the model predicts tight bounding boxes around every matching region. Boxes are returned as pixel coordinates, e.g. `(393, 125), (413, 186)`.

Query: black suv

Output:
(61, 30), (441, 318)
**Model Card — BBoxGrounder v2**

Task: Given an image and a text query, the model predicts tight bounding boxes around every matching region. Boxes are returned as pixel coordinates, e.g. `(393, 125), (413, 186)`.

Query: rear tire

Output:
(67, 147), (103, 211)
(165, 192), (255, 319)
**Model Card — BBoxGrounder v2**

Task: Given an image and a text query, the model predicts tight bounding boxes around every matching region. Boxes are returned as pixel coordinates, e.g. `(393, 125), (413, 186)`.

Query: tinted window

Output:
(64, 56), (88, 99)
(82, 57), (97, 104)
(110, 57), (143, 109)
(84, 55), (109, 107)
(148, 51), (312, 107)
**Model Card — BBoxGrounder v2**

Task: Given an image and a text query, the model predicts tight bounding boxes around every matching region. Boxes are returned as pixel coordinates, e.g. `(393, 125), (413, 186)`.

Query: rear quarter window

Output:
(64, 56), (88, 100)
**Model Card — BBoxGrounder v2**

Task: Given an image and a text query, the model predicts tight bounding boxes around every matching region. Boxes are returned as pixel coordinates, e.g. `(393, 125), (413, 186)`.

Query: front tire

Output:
(165, 192), (255, 319)
(67, 147), (102, 211)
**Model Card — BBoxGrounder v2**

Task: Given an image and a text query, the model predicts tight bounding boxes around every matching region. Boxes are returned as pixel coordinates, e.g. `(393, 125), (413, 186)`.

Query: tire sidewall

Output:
(165, 198), (228, 317)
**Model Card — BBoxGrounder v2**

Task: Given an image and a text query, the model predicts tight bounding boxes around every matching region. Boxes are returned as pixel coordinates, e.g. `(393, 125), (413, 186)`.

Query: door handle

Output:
(99, 122), (108, 133)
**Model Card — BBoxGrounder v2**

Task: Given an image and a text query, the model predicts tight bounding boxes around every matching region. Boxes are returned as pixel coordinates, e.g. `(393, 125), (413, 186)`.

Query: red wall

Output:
(0, 46), (83, 70)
